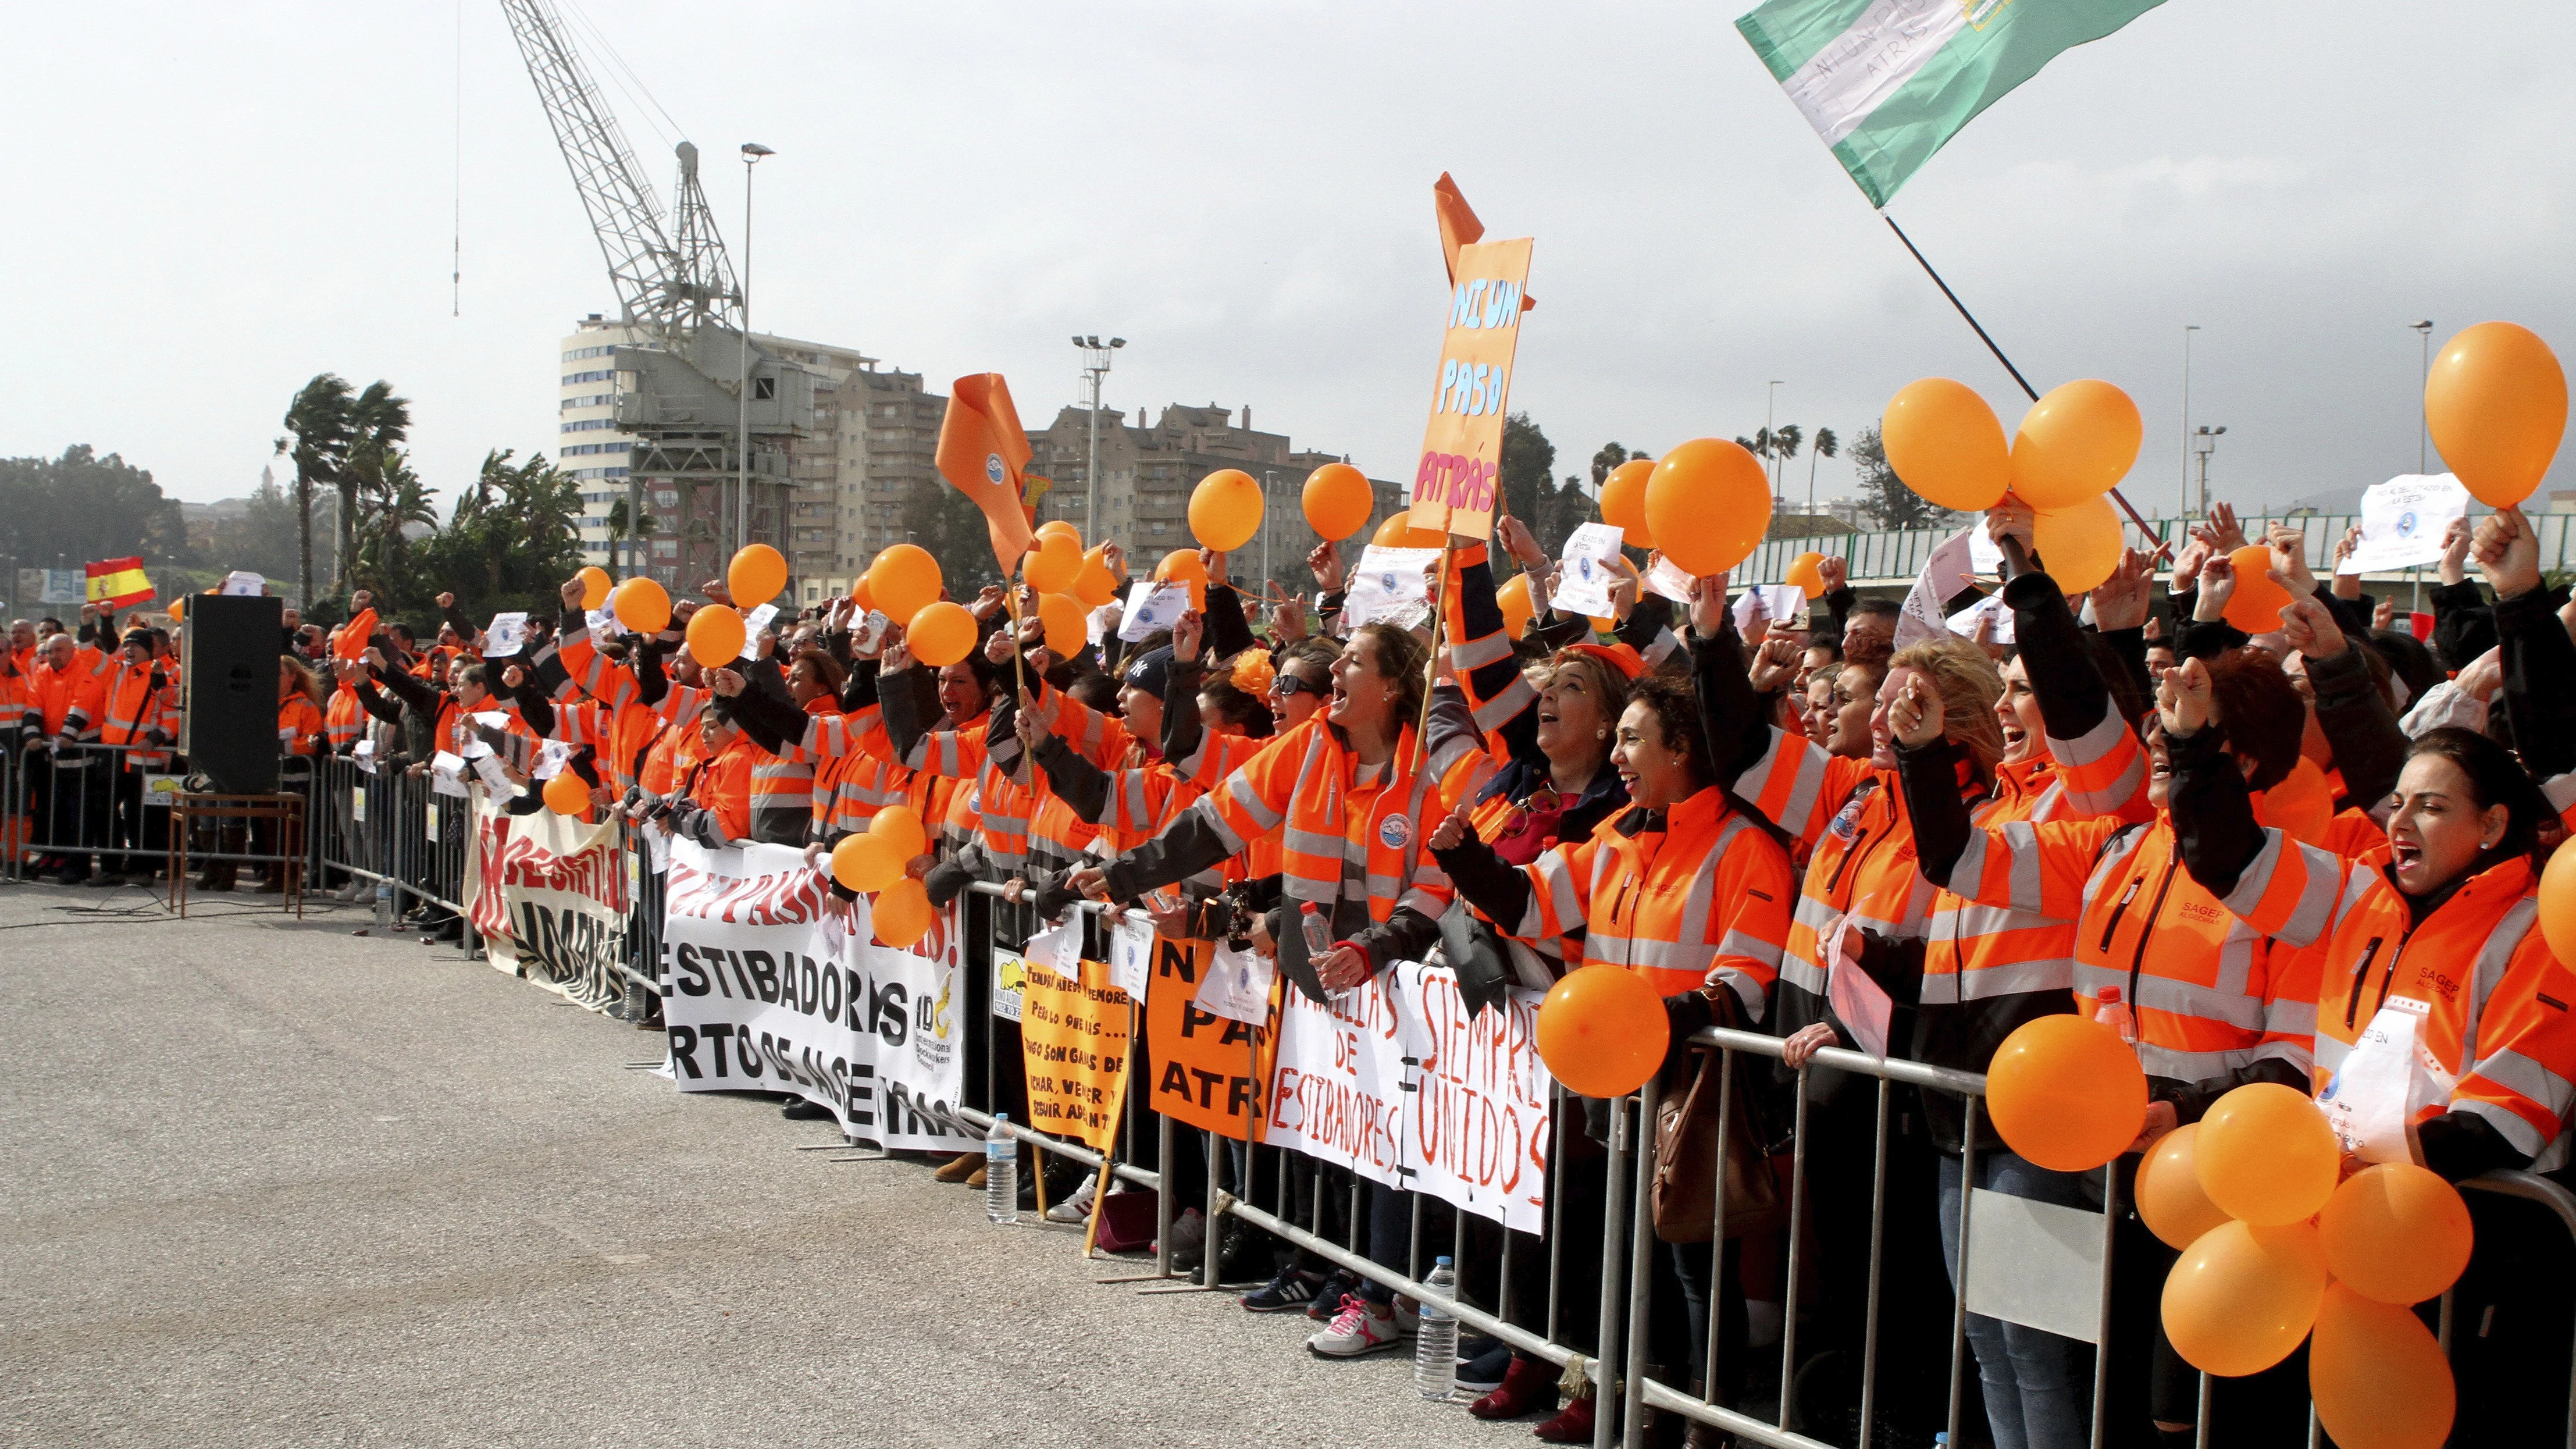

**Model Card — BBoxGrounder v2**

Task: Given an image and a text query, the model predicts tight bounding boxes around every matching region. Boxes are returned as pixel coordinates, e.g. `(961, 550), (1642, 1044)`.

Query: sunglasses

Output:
(1269, 674), (1326, 700)
(1498, 787), (1565, 839)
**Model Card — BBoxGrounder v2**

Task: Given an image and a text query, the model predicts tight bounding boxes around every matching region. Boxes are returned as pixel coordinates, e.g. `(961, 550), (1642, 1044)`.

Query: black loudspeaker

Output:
(181, 594), (285, 794)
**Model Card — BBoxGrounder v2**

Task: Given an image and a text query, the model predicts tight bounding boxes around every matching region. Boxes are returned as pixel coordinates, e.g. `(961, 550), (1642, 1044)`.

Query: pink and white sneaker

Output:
(1303, 1293), (1416, 1357)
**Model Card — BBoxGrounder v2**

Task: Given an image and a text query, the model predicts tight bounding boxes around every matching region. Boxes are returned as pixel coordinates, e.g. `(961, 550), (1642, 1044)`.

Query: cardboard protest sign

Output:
(1144, 934), (1277, 1141)
(1017, 956), (1134, 1152)
(1408, 237), (1534, 542)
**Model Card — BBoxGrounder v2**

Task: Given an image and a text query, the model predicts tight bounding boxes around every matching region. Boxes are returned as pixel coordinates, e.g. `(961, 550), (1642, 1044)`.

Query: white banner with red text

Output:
(1263, 961), (1552, 1233)
(658, 838), (976, 1153)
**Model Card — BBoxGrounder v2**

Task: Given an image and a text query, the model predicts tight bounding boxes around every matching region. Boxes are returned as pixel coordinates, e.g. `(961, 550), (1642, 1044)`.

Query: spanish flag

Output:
(85, 557), (153, 610)
(936, 372), (1036, 576)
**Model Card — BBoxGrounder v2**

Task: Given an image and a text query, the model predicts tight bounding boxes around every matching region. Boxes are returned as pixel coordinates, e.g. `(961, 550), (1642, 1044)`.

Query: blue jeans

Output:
(1937, 1151), (2092, 1449)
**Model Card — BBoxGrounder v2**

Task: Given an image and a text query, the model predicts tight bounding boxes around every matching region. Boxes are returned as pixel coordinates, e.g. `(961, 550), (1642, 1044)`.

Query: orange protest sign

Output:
(1144, 935), (1277, 1142)
(935, 372), (1036, 575)
(1407, 236), (1533, 543)
(1017, 957), (1133, 1152)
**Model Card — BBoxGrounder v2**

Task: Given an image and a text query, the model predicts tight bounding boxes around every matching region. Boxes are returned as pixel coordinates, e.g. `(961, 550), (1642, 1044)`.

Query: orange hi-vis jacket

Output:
(1501, 785), (1794, 1012)
(784, 706), (913, 837)
(550, 697), (659, 797)
(681, 733), (758, 846)
(2211, 837), (2576, 1172)
(33, 656), (106, 740)
(1925, 807), (2317, 1092)
(0, 658), (28, 736)
(638, 702), (707, 799)
(741, 697), (828, 847)
(279, 694), (327, 758)
(98, 657), (180, 769)
(1198, 715), (1456, 932)
(324, 682), (366, 752)
(1734, 739), (1933, 1010)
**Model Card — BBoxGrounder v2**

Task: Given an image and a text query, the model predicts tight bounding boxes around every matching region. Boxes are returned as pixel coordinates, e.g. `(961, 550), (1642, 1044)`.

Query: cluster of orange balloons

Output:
(2136, 1083), (2470, 1449)
(1882, 378), (2137, 593)
(1534, 964), (1668, 1098)
(830, 806), (936, 948)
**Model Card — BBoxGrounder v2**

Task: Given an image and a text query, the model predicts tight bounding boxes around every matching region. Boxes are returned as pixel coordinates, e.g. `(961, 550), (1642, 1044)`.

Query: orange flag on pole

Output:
(1433, 173), (1534, 309)
(936, 373), (1036, 576)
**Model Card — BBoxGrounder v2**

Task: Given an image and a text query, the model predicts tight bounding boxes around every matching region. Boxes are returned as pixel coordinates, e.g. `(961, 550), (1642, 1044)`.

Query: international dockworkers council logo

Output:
(985, 453), (1006, 487)
(2396, 510), (2419, 538)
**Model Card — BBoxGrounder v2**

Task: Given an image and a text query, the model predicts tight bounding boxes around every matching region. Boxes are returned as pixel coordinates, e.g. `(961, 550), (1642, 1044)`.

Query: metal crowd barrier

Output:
(131, 762), (2576, 1447)
(3, 740), (310, 887)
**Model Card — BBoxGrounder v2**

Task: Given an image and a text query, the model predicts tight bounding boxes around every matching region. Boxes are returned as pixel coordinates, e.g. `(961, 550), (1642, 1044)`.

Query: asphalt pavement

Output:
(0, 881), (1516, 1448)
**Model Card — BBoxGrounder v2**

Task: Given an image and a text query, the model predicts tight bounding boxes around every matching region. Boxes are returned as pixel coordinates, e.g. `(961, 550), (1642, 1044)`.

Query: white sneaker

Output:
(1305, 1293), (1416, 1357)
(1045, 1173), (1099, 1223)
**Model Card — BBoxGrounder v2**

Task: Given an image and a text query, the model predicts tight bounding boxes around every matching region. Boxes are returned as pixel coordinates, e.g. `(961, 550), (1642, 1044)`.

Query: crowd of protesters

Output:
(18, 493), (2576, 1447)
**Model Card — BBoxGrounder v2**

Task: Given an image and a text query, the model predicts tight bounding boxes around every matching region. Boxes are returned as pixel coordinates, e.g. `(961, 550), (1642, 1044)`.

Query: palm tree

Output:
(1807, 427), (1839, 514)
(352, 449), (437, 603)
(280, 373), (355, 611)
(337, 382), (412, 601)
(605, 499), (633, 574)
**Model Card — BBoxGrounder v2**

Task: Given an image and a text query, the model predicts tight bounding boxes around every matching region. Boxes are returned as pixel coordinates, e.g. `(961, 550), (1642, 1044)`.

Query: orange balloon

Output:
(868, 544), (943, 626)
(1644, 439), (1770, 577)
(1598, 458), (1658, 549)
(1784, 551), (1826, 600)
(541, 770), (589, 816)
(2162, 1219), (2329, 1377)
(1037, 590), (1087, 656)
(2135, 1124), (2232, 1251)
(167, 597), (184, 621)
(2542, 841), (2576, 968)
(1036, 519), (1082, 546)
(575, 565), (613, 610)
(847, 574), (874, 614)
(1984, 1014), (2147, 1172)
(2196, 1081), (2338, 1226)
(1189, 468), (1264, 552)
(1497, 572), (1535, 641)
(1021, 531), (1082, 594)
(2030, 496), (2123, 594)
(1073, 545), (1120, 609)
(2009, 380), (2142, 510)
(728, 543), (788, 607)
(831, 832), (905, 893)
(867, 803), (927, 860)
(2219, 544), (2292, 633)
(1374, 513), (1447, 549)
(685, 604), (746, 669)
(906, 601), (977, 667)
(612, 576), (671, 635)
(2427, 321), (2567, 508)
(1155, 549), (1208, 610)
(2319, 1164), (2473, 1306)
(2310, 1282), (2456, 1449)
(2254, 759), (2335, 848)
(1883, 378), (2011, 512)
(1535, 964), (1669, 1098)
(1302, 462), (1374, 540)
(871, 877), (935, 949)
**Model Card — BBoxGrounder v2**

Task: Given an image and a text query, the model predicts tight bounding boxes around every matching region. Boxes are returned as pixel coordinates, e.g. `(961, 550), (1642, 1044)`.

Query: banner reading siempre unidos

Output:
(1406, 236), (1533, 543)
(658, 839), (975, 1153)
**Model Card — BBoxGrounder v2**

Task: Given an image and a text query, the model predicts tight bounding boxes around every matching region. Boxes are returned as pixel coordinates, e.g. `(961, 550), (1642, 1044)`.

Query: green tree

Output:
(348, 448), (439, 611)
(0, 446), (188, 603)
(202, 467), (304, 584)
(1852, 423), (1954, 531)
(899, 478), (1002, 594)
(605, 499), (635, 574)
(279, 373), (356, 608)
(1499, 412), (1556, 532)
(1806, 426), (1840, 511)
(413, 449), (585, 623)
(337, 381), (412, 600)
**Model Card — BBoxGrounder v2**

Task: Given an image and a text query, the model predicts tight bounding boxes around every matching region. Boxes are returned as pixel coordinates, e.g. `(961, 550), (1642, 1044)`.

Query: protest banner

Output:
(1262, 971), (1408, 1192)
(464, 793), (515, 950)
(1144, 934), (1277, 1141)
(658, 839), (975, 1152)
(1017, 957), (1134, 1152)
(1408, 236), (1534, 541)
(493, 807), (628, 1012)
(2336, 473), (2471, 575)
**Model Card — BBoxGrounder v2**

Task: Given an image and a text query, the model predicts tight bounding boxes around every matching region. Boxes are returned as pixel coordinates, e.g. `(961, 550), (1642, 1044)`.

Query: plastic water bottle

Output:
(374, 879), (393, 927)
(1301, 902), (1334, 956)
(985, 1114), (1018, 1225)
(1415, 1256), (1459, 1400)
(2094, 986), (2137, 1045)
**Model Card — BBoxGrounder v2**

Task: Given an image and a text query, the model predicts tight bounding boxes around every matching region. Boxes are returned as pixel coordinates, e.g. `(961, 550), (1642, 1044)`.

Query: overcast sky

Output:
(8, 2), (2574, 521)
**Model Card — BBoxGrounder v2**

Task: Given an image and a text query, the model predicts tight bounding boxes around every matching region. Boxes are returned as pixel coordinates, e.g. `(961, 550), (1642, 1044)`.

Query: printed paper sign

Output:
(1343, 546), (1440, 629)
(482, 612), (530, 658)
(1732, 585), (1805, 635)
(740, 604), (780, 658)
(991, 950), (1027, 1024)
(1017, 956), (1134, 1152)
(1118, 581), (1191, 643)
(220, 571), (266, 597)
(1897, 527), (1978, 651)
(1552, 523), (1627, 618)
(1644, 553), (1697, 604)
(1193, 940), (1276, 1025)
(1946, 594), (2015, 645)
(1108, 911), (1155, 1005)
(1408, 236), (1534, 542)
(2338, 475), (2470, 576)
(587, 607), (629, 639)
(1024, 918), (1082, 980)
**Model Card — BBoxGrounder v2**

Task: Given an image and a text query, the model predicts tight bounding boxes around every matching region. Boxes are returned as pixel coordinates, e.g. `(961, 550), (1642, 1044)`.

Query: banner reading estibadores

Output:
(1408, 236), (1532, 543)
(659, 839), (974, 1152)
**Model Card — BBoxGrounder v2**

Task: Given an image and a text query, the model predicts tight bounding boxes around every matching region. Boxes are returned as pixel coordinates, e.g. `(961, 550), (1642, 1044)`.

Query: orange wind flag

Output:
(336, 607), (378, 663)
(1433, 172), (1535, 309)
(936, 372), (1036, 576)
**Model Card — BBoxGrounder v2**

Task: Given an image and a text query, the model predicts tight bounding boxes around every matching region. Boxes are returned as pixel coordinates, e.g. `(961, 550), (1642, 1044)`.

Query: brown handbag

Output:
(1651, 1045), (1786, 1244)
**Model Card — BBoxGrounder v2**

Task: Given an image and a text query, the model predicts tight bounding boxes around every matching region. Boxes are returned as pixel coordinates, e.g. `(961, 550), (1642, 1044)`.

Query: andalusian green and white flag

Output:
(1738, 0), (2167, 208)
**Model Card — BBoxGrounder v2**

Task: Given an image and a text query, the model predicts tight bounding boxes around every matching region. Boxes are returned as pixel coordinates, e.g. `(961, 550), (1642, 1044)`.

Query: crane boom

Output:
(498, 0), (739, 343)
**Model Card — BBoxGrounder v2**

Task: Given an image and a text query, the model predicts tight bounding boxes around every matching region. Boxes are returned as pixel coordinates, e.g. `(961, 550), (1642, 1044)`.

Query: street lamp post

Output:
(2181, 324), (2201, 521)
(1262, 468), (1278, 590)
(2193, 425), (2227, 516)
(1073, 337), (1125, 545)
(736, 142), (773, 562)
(2411, 321), (2435, 473)
(1765, 380), (1784, 504)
